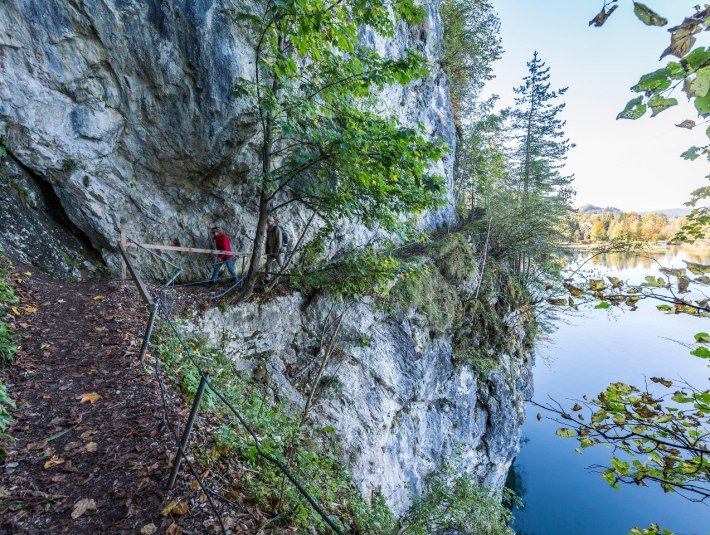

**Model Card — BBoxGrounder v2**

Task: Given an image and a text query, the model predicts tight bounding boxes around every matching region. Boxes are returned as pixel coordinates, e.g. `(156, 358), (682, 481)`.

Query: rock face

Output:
(187, 289), (533, 514)
(0, 0), (531, 518)
(0, 0), (456, 277)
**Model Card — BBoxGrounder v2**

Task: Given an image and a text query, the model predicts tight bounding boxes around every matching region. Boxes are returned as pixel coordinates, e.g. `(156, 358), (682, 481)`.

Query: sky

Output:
(481, 0), (708, 212)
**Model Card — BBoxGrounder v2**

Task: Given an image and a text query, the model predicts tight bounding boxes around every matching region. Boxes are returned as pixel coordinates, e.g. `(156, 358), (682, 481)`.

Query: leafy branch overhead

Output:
(592, 4), (710, 149)
(231, 0), (448, 299)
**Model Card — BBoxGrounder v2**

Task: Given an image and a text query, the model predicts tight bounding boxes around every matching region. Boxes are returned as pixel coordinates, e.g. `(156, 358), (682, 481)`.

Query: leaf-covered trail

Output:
(0, 270), (183, 533)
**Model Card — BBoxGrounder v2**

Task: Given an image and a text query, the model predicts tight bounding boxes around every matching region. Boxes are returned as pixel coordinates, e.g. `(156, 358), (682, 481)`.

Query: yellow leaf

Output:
(79, 393), (102, 404)
(23, 306), (37, 314)
(24, 272), (32, 277)
(10, 307), (20, 316)
(161, 500), (177, 517)
(43, 456), (65, 470)
(40, 343), (51, 349)
(92, 295), (106, 301)
(71, 498), (96, 519)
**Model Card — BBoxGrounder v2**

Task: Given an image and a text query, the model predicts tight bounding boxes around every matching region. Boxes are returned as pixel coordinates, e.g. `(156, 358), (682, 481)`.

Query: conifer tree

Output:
(508, 52), (574, 278)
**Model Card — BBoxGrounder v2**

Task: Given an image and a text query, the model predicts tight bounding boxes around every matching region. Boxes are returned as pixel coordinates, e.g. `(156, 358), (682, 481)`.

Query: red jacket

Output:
(214, 233), (234, 260)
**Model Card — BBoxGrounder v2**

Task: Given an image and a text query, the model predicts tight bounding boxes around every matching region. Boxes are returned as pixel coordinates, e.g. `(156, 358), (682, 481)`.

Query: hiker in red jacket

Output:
(209, 227), (239, 287)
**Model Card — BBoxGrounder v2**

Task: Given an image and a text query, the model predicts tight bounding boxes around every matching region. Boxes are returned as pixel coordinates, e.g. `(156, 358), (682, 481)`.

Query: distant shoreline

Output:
(560, 241), (710, 252)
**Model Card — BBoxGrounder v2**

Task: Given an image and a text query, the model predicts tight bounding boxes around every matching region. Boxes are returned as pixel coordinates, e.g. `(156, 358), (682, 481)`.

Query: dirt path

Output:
(0, 270), (185, 534)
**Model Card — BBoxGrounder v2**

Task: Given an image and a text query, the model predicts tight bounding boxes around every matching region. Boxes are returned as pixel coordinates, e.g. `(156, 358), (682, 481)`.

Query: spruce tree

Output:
(508, 52), (574, 278)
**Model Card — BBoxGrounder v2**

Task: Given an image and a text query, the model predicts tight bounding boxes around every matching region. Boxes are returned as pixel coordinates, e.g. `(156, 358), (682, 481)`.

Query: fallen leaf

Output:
(91, 295), (106, 301)
(161, 500), (177, 517)
(141, 524), (157, 535)
(80, 430), (97, 440)
(677, 119), (696, 129)
(63, 442), (81, 452)
(23, 306), (37, 314)
(71, 498), (96, 519)
(10, 307), (20, 316)
(172, 502), (189, 516)
(79, 393), (102, 404)
(24, 271), (32, 276)
(43, 457), (65, 470)
(84, 442), (97, 453)
(165, 523), (183, 535)
(40, 343), (51, 349)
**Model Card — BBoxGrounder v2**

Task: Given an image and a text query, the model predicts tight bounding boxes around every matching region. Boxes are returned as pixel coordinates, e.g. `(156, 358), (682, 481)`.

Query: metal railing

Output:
(118, 238), (346, 534)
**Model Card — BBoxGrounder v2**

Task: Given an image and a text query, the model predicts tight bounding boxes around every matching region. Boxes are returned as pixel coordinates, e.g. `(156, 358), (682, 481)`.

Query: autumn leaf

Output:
(10, 307), (20, 316)
(563, 282), (584, 297)
(141, 524), (157, 535)
(71, 498), (97, 519)
(43, 456), (65, 470)
(79, 393), (102, 404)
(165, 523), (183, 535)
(24, 271), (32, 277)
(589, 3), (618, 27)
(84, 442), (98, 453)
(161, 500), (189, 517)
(650, 377), (673, 388)
(23, 306), (37, 314)
(676, 119), (696, 129)
(91, 295), (106, 301)
(571, 403), (583, 412)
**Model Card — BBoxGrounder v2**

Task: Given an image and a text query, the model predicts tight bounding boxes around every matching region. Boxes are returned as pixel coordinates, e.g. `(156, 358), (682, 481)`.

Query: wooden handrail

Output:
(128, 242), (255, 257)
(118, 244), (154, 307)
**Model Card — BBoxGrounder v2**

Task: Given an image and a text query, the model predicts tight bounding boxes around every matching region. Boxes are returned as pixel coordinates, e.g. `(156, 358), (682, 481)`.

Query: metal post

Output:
(167, 373), (208, 490)
(139, 300), (159, 364)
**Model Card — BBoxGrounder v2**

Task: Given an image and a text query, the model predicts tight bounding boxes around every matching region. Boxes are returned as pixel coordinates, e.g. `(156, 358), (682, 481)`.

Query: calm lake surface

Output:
(509, 247), (710, 535)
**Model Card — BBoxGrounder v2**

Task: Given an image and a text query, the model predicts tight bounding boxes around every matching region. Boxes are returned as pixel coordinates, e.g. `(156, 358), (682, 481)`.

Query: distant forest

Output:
(566, 208), (689, 243)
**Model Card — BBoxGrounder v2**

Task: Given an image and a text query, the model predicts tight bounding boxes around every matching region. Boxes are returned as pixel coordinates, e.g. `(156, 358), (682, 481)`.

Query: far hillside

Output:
(566, 209), (689, 243)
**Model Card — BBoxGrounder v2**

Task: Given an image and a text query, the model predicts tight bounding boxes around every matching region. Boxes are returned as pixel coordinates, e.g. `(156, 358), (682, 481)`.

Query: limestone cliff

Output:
(0, 0), (455, 276)
(0, 0), (532, 518)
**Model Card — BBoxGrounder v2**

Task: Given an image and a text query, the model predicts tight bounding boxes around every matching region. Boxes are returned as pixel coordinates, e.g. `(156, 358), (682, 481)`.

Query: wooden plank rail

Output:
(118, 245), (154, 307)
(125, 242), (255, 257)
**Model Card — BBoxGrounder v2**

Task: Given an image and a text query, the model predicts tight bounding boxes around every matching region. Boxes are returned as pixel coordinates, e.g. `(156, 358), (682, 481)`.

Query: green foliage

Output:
(153, 330), (396, 532)
(0, 136), (6, 160)
(543, 377), (709, 501)
(596, 5), (709, 156)
(0, 255), (17, 442)
(234, 0), (448, 295)
(440, 0), (502, 120)
(401, 465), (518, 535)
(386, 263), (459, 335)
(428, 232), (476, 284)
(628, 524), (674, 535)
(0, 382), (16, 440)
(453, 260), (533, 375)
(293, 245), (414, 298)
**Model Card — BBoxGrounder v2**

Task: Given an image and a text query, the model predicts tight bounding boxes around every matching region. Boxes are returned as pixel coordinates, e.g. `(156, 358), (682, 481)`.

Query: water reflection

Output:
(509, 247), (710, 535)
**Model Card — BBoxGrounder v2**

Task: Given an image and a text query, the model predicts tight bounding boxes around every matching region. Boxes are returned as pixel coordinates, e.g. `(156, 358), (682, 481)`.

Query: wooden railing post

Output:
(119, 227), (127, 283)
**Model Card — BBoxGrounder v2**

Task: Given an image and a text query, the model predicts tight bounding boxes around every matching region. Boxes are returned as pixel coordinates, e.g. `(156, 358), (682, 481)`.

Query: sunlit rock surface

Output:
(0, 0), (455, 276)
(188, 291), (533, 514)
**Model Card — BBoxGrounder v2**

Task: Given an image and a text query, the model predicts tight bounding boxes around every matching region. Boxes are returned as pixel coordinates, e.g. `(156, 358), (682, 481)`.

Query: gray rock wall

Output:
(186, 290), (533, 514)
(0, 0), (456, 276)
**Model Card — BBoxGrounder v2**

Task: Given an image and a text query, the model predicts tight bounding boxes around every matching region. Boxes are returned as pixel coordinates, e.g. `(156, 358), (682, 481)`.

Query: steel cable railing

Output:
(121, 239), (346, 534)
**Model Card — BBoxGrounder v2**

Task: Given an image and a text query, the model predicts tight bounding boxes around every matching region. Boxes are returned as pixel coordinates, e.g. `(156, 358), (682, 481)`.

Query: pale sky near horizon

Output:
(481, 0), (708, 212)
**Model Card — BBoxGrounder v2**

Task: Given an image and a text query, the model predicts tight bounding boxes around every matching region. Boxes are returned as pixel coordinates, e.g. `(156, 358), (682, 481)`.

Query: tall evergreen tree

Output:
(508, 52), (575, 278)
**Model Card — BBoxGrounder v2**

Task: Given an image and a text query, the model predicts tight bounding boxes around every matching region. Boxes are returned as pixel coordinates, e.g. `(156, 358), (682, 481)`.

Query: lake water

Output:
(509, 248), (710, 535)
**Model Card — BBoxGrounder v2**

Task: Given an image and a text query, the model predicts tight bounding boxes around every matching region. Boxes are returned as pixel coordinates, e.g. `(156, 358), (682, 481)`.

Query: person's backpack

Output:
(278, 225), (291, 250)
